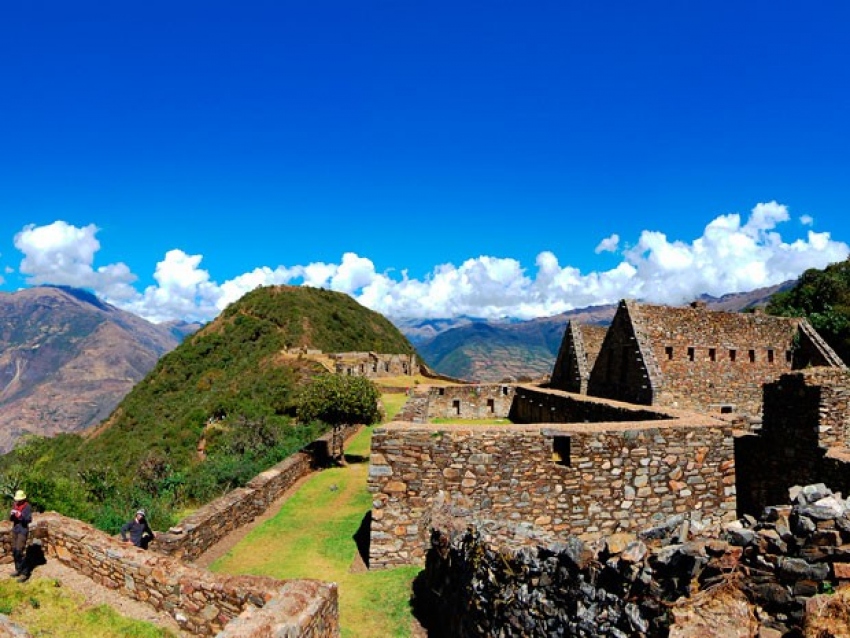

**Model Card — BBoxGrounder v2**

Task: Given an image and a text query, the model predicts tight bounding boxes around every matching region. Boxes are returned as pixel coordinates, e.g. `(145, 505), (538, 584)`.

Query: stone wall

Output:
(508, 386), (673, 424)
(736, 368), (850, 516)
(156, 424), (359, 562)
(585, 300), (845, 419)
(0, 514), (338, 637)
(368, 408), (737, 569)
(424, 384), (515, 420)
(331, 352), (419, 378)
(549, 322), (607, 394)
(418, 483), (850, 637)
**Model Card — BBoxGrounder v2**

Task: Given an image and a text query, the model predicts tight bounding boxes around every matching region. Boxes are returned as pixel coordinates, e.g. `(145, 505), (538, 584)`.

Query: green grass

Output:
(0, 578), (176, 637)
(380, 393), (409, 422)
(209, 424), (420, 637)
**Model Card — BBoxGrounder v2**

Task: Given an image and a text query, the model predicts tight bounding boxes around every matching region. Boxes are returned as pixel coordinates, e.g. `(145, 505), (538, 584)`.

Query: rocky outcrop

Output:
(419, 483), (850, 637)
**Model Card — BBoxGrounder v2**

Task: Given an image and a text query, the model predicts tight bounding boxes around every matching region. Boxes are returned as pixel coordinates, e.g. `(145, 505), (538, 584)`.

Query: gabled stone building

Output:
(558, 299), (846, 417)
(549, 322), (608, 394)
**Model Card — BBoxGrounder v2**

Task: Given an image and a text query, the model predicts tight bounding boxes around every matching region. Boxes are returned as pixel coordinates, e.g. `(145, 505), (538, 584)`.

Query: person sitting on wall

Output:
(120, 509), (155, 549)
(9, 489), (32, 581)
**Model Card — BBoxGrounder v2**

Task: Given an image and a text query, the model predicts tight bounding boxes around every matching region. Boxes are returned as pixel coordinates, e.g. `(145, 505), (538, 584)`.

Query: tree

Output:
(297, 374), (382, 462)
(766, 258), (850, 364)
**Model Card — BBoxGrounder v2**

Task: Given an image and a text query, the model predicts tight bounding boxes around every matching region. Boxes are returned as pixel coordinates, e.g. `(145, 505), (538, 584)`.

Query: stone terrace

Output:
(1, 513), (338, 637)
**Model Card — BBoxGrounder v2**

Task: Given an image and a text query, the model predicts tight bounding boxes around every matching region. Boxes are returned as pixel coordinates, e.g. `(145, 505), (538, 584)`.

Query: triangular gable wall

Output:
(587, 300), (655, 405)
(795, 319), (847, 369)
(550, 322), (608, 394)
(549, 321), (584, 393)
(590, 301), (844, 416)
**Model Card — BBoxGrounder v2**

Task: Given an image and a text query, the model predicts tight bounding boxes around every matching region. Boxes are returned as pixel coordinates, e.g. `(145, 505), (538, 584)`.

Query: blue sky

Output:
(2, 2), (849, 323)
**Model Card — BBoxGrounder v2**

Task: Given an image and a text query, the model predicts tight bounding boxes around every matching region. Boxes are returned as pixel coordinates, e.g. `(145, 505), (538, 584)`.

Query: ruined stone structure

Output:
(549, 322), (607, 394)
(423, 384), (515, 420)
(737, 367), (850, 515)
(552, 299), (845, 417)
(0, 514), (338, 637)
(0, 425), (357, 636)
(283, 347), (421, 379)
(368, 390), (738, 569)
(331, 351), (419, 378)
(421, 483), (850, 637)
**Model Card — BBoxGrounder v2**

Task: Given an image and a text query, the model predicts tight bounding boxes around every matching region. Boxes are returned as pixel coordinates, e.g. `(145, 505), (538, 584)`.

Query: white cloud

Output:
(595, 234), (620, 253)
(14, 221), (138, 298)
(9, 202), (850, 324)
(800, 214), (814, 226)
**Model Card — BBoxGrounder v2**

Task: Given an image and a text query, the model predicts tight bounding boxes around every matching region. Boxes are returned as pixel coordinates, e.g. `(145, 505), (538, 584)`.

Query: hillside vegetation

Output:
(0, 285), (416, 533)
(766, 258), (850, 365)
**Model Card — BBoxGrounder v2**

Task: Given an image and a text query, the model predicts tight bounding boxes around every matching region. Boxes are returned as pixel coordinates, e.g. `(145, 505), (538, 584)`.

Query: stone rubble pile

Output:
(420, 483), (850, 637)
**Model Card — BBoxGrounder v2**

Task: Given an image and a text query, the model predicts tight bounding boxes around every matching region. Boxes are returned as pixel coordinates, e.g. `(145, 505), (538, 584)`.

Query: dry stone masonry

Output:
(552, 300), (845, 418)
(419, 483), (850, 637)
(157, 423), (358, 562)
(0, 513), (338, 637)
(369, 394), (738, 569)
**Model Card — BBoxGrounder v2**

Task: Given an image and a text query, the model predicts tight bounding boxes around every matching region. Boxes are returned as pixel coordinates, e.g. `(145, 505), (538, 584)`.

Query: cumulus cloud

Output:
(8, 201), (850, 324)
(595, 234), (620, 253)
(14, 221), (138, 299)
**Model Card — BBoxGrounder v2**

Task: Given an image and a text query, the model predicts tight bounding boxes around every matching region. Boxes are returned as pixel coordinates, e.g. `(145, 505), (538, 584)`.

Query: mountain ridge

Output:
(0, 285), (188, 452)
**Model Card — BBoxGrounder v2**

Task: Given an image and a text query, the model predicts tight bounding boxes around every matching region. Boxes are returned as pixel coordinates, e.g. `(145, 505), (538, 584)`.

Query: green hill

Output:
(0, 285), (416, 531)
(766, 257), (850, 365)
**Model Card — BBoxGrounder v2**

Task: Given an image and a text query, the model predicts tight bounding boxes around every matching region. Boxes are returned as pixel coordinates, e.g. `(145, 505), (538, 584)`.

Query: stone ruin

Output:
(551, 299), (845, 418)
(366, 301), (850, 635)
(2, 512), (337, 637)
(0, 424), (358, 636)
(419, 482), (850, 636)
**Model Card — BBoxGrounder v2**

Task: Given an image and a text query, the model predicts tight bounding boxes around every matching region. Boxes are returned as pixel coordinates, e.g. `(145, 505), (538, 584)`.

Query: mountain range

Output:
(0, 286), (200, 452)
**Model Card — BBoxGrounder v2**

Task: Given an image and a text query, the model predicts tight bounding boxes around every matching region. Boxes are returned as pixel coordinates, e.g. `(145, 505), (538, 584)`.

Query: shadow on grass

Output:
(352, 510), (371, 569)
(344, 452), (369, 464)
(411, 568), (454, 637)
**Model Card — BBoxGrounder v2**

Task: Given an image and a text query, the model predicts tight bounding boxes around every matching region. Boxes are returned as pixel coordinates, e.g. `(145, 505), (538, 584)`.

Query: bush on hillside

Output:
(766, 258), (850, 364)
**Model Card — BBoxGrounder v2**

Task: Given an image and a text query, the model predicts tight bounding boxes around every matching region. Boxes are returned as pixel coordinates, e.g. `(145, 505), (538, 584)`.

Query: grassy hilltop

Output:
(0, 285), (416, 532)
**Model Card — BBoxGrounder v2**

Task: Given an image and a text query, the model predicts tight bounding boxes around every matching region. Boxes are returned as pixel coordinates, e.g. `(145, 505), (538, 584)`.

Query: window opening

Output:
(729, 349), (736, 362)
(665, 346), (673, 360)
(552, 436), (571, 466)
(709, 348), (716, 362)
(688, 347), (695, 362)
(748, 349), (756, 363)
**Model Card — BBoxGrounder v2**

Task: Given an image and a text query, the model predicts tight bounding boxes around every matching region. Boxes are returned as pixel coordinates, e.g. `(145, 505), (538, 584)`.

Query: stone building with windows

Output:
(550, 299), (845, 417)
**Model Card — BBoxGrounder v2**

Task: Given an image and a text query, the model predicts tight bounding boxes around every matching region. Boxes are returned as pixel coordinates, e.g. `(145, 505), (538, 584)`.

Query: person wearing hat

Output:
(120, 508), (155, 549)
(9, 490), (32, 581)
